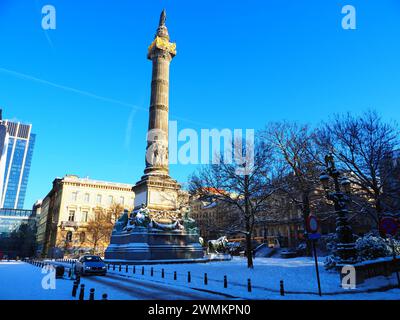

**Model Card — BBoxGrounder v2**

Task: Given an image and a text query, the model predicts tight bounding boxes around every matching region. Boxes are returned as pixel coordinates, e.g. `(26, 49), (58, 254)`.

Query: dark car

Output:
(74, 255), (107, 276)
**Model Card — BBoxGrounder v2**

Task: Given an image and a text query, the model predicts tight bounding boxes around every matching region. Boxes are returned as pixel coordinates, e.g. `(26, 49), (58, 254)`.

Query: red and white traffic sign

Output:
(379, 217), (398, 237)
(306, 215), (319, 233)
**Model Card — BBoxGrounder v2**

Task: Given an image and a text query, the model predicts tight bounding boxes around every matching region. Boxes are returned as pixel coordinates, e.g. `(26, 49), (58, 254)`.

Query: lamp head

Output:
(340, 177), (351, 193)
(319, 172), (330, 189)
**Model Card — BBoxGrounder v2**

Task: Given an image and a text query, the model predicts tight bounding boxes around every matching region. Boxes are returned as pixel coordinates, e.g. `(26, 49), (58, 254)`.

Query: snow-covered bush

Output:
(390, 238), (400, 256)
(322, 230), (399, 269)
(355, 232), (392, 261)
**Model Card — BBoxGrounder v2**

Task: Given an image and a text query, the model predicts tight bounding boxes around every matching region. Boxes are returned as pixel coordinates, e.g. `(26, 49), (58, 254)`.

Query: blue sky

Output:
(0, 0), (399, 208)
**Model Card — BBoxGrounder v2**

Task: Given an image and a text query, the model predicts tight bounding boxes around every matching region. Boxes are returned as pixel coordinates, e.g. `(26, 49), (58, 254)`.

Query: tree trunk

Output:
(375, 196), (383, 222)
(245, 228), (254, 269)
(244, 175), (254, 269)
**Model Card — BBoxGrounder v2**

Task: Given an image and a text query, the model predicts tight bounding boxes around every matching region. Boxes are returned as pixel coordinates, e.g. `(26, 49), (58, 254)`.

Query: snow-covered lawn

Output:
(105, 256), (400, 300)
(1, 258), (399, 300)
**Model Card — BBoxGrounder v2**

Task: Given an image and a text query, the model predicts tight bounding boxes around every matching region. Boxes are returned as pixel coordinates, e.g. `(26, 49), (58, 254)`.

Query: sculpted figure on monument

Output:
(132, 203), (151, 227)
(182, 208), (198, 234)
(207, 236), (229, 254)
(113, 209), (129, 232)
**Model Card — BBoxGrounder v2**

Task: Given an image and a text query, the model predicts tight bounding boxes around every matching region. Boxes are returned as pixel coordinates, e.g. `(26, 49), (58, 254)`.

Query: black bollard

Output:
(174, 271), (177, 280)
(280, 280), (285, 296)
(89, 288), (95, 301)
(102, 293), (108, 300)
(107, 264), (110, 270)
(133, 265), (136, 274)
(161, 268), (165, 278)
(224, 275), (228, 288)
(119, 264), (121, 272)
(247, 279), (252, 292)
(142, 266), (144, 275)
(68, 268), (72, 278)
(126, 264), (128, 273)
(79, 284), (85, 300)
(113, 264), (115, 271)
(72, 281), (78, 297)
(204, 273), (208, 285)
(151, 267), (154, 277)
(188, 271), (191, 283)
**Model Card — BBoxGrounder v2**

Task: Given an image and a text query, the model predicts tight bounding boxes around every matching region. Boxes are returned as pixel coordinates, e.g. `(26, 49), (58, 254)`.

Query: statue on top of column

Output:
(159, 9), (166, 26)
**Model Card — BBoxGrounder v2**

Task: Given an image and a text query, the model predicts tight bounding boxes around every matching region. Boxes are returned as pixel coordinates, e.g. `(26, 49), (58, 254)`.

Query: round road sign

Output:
(379, 217), (398, 237)
(306, 215), (319, 233)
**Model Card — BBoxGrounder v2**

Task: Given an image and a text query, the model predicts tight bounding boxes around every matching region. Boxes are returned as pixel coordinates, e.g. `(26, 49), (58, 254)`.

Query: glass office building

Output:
(0, 121), (35, 209)
(0, 208), (34, 237)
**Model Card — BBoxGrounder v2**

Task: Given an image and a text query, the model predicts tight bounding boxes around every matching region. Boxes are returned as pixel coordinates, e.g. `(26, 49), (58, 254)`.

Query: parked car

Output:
(74, 255), (107, 276)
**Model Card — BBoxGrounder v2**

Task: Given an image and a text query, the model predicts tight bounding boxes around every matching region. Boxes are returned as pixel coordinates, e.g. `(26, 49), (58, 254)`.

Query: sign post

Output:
(379, 217), (400, 288)
(307, 215), (322, 296)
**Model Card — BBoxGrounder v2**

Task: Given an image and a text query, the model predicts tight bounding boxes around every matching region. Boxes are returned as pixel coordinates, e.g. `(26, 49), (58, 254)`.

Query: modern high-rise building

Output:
(0, 118), (9, 202)
(0, 118), (36, 209)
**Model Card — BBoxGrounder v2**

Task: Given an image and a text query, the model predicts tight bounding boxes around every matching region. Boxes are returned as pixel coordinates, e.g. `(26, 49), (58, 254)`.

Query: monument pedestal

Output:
(132, 174), (180, 212)
(105, 229), (204, 263)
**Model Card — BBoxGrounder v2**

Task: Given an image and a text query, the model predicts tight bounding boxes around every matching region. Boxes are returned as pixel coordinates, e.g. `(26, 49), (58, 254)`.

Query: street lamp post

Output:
(319, 154), (356, 263)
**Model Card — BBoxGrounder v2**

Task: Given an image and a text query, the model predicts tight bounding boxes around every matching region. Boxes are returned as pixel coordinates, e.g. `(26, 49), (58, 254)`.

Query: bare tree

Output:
(315, 110), (400, 226)
(86, 208), (114, 254)
(108, 202), (126, 221)
(262, 122), (323, 254)
(189, 136), (276, 268)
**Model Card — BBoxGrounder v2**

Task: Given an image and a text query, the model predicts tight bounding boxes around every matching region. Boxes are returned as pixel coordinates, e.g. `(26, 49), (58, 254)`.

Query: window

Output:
(71, 192), (78, 202)
(96, 194), (102, 204)
(79, 232), (86, 243)
(66, 231), (72, 242)
(68, 210), (75, 222)
(84, 193), (90, 203)
(81, 210), (89, 222)
(108, 195), (113, 205)
(119, 196), (124, 205)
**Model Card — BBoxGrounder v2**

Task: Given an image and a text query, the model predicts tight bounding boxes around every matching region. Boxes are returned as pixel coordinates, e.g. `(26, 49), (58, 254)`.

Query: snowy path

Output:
(87, 273), (225, 300)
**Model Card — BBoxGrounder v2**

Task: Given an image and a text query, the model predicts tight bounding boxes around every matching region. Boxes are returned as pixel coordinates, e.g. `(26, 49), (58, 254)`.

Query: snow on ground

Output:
(0, 261), (132, 300)
(1, 258), (399, 300)
(104, 256), (400, 300)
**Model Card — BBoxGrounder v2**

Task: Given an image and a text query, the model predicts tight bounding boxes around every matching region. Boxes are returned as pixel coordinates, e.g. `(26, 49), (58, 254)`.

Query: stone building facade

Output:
(36, 175), (134, 257)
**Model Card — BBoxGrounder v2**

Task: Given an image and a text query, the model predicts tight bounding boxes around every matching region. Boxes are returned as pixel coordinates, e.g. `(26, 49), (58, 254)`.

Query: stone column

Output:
(144, 12), (176, 177)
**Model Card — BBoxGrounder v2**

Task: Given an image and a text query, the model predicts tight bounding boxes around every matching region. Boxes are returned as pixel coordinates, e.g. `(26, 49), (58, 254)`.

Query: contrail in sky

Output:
(0, 67), (218, 127)
(0, 67), (145, 111)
